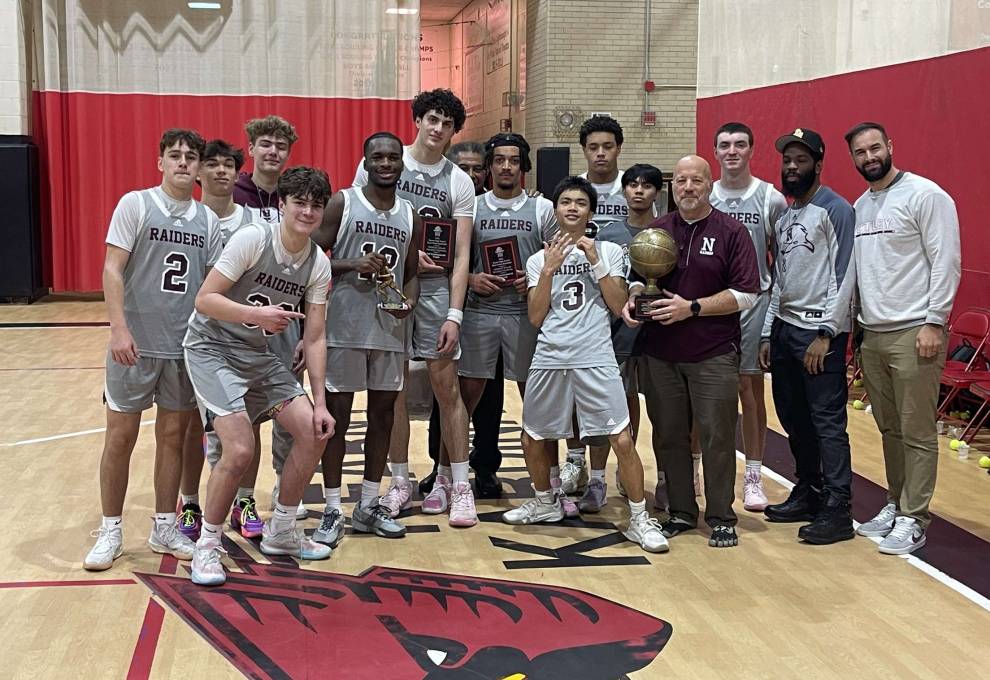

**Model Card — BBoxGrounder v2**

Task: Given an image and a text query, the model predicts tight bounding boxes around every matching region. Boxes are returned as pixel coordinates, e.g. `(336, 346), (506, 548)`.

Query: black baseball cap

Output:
(775, 128), (825, 159)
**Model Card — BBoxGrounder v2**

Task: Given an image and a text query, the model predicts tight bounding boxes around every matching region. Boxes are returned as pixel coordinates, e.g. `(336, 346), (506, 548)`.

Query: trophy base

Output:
(634, 292), (664, 321)
(377, 302), (410, 311)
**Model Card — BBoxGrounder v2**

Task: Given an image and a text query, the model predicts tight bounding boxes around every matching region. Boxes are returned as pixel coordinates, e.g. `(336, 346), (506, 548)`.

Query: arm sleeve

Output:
(451, 170), (476, 219)
(105, 192), (144, 251)
(729, 289), (757, 310)
(526, 252), (543, 288)
(205, 209), (223, 266)
(917, 189), (961, 326)
(305, 253), (334, 305)
(820, 199), (857, 335)
(352, 159), (368, 188)
(763, 257), (781, 338)
(727, 221), (761, 294)
(213, 224), (267, 282)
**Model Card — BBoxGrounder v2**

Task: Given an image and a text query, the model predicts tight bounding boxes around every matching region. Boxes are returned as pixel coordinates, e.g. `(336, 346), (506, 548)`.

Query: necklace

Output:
(254, 180), (281, 224)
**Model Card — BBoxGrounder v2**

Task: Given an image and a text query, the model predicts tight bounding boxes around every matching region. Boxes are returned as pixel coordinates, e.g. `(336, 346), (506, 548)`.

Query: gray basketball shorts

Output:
(184, 344), (307, 426)
(458, 310), (537, 382)
(523, 365), (630, 441)
(325, 346), (405, 392)
(412, 282), (462, 361)
(103, 353), (196, 413)
(739, 292), (771, 375)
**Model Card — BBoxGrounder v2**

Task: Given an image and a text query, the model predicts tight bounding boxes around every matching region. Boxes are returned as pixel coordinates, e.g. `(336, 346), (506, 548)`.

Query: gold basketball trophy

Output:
(628, 228), (678, 320)
(375, 265), (409, 312)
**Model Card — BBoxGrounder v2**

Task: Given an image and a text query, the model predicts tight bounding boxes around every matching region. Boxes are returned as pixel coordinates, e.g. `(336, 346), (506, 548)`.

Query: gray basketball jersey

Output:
(527, 241), (626, 370)
(595, 219), (643, 357)
(467, 192), (551, 315)
(122, 188), (216, 358)
(218, 205), (257, 247)
(186, 223), (318, 351)
(579, 174), (629, 237)
(326, 187), (414, 352)
(711, 179), (783, 292)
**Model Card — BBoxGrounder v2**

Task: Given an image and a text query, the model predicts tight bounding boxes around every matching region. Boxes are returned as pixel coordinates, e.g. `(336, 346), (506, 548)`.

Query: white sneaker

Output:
(83, 525), (123, 571)
(381, 477), (413, 518)
(502, 498), (564, 525)
(148, 519), (195, 560)
(878, 516), (926, 555)
(560, 460), (588, 494)
(271, 480), (310, 519)
(191, 541), (227, 586)
(742, 470), (769, 512)
(260, 520), (332, 560)
(856, 502), (897, 537)
(624, 511), (670, 553)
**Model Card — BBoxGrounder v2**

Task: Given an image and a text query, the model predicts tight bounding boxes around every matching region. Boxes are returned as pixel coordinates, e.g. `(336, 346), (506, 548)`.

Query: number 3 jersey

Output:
(184, 222), (332, 351)
(104, 187), (222, 358)
(326, 187), (414, 352)
(525, 240), (627, 370)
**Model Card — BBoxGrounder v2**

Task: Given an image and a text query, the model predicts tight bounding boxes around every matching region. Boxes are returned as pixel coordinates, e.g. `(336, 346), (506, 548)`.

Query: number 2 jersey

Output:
(326, 187), (415, 352)
(104, 187), (222, 359)
(525, 240), (627, 370)
(184, 222), (332, 352)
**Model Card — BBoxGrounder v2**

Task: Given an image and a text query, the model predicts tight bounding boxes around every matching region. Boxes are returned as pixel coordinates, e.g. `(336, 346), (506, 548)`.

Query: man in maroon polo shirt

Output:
(622, 155), (760, 548)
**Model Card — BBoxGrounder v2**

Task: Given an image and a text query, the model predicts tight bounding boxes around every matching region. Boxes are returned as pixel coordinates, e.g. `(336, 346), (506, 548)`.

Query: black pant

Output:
(769, 319), (852, 502)
(428, 353), (504, 474)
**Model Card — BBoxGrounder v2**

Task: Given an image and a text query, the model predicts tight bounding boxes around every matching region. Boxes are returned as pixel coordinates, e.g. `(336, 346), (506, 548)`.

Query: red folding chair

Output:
(958, 381), (990, 444)
(937, 309), (990, 418)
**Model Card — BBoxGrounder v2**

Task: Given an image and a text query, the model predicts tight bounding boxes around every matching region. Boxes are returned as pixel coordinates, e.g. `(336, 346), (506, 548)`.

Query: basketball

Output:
(628, 228), (678, 281)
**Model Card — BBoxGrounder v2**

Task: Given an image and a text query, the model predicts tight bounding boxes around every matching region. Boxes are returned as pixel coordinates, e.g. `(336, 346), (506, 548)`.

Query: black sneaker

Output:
(765, 484), (822, 523)
(474, 470), (503, 499)
(708, 525), (738, 548)
(798, 499), (855, 545)
(660, 517), (695, 538)
(418, 467), (439, 494)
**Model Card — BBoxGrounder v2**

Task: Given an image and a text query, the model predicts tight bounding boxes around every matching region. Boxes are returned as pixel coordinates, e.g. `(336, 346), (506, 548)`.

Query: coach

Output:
(623, 155), (760, 548)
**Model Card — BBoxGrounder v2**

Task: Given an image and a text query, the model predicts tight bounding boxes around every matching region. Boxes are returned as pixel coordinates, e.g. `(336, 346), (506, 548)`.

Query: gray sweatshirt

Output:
(763, 185), (856, 338)
(853, 172), (960, 332)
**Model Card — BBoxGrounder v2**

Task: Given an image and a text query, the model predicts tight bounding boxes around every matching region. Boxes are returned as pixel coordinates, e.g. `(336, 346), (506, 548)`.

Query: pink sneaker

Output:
(422, 475), (451, 514)
(742, 469), (769, 511)
(448, 482), (478, 527)
(550, 479), (579, 518)
(381, 477), (413, 519)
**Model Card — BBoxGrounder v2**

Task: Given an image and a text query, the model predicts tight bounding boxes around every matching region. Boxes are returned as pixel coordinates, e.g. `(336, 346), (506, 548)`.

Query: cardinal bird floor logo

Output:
(136, 539), (672, 680)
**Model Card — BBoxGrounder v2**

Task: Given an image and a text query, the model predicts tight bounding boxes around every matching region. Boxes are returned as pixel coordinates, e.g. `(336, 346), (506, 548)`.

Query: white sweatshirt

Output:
(853, 172), (960, 332)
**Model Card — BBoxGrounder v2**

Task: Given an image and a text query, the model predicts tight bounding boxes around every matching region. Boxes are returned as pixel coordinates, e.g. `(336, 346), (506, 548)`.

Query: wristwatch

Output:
(690, 300), (701, 317)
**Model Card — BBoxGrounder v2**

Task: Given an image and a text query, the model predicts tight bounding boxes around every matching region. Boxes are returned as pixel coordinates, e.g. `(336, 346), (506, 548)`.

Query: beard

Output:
(856, 154), (892, 182)
(781, 167), (817, 198)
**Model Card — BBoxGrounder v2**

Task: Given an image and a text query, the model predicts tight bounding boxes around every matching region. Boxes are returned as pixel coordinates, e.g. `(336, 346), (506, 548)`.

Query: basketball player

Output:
(177, 139), (258, 541)
(443, 132), (555, 499)
(577, 164), (662, 513)
(83, 129), (222, 571)
(502, 176), (667, 554)
(353, 89), (477, 525)
(710, 122), (787, 512)
(184, 167), (334, 586)
(313, 132), (421, 540)
(233, 115), (297, 225)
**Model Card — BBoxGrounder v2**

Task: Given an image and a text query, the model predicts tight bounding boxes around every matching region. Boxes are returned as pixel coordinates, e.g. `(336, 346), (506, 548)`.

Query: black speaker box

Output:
(536, 146), (570, 197)
(0, 136), (45, 302)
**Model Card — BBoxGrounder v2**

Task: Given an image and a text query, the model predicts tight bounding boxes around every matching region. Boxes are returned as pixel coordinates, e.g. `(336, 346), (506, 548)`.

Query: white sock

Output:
(628, 499), (646, 516)
(451, 461), (470, 485)
(154, 512), (176, 528)
(236, 487), (254, 500)
(391, 462), (409, 480)
(535, 488), (555, 504)
(437, 465), (452, 480)
(272, 503), (295, 534)
(181, 494), (199, 506)
(567, 447), (585, 463)
(324, 486), (342, 510)
(590, 468), (606, 481)
(102, 516), (122, 530)
(360, 479), (380, 508)
(745, 460), (761, 474)
(692, 453), (702, 475)
(199, 521), (222, 545)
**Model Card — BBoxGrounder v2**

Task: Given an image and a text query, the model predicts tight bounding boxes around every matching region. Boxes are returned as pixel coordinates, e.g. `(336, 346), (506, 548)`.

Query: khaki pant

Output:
(860, 325), (946, 528)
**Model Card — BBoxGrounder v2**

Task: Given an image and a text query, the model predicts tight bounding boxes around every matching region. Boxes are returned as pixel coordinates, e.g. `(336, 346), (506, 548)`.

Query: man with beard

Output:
(623, 156), (760, 548)
(710, 122), (787, 513)
(758, 128), (857, 544)
(845, 122), (960, 555)
(314, 132), (421, 540)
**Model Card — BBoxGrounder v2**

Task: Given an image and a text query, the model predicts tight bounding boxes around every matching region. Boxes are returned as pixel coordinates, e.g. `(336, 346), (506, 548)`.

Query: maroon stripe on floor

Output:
(0, 579), (135, 589)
